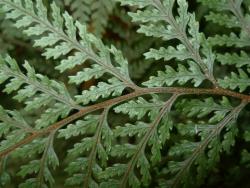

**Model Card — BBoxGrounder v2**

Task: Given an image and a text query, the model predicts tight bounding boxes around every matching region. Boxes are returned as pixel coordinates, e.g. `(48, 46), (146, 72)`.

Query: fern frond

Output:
(58, 115), (99, 139)
(18, 133), (58, 187)
(217, 51), (250, 68)
(64, 108), (112, 187)
(0, 0), (136, 91)
(143, 61), (206, 87)
(0, 106), (33, 155)
(208, 33), (250, 47)
(0, 105), (33, 134)
(205, 12), (240, 28)
(199, 0), (250, 33)
(176, 97), (233, 123)
(219, 69), (250, 92)
(75, 77), (126, 105)
(199, 0), (250, 48)
(167, 102), (246, 187)
(100, 94), (178, 187)
(114, 96), (165, 120)
(144, 45), (191, 62)
(114, 122), (149, 137)
(197, 0), (250, 96)
(0, 0), (250, 187)
(0, 55), (79, 110)
(0, 55), (81, 129)
(120, 0), (217, 85)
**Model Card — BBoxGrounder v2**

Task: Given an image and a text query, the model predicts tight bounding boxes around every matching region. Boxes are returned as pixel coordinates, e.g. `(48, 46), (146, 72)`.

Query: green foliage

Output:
(199, 0), (250, 92)
(143, 61), (206, 87)
(217, 51), (250, 68)
(176, 97), (233, 123)
(64, 0), (115, 36)
(0, 0), (250, 188)
(0, 55), (78, 129)
(219, 69), (250, 92)
(114, 96), (165, 120)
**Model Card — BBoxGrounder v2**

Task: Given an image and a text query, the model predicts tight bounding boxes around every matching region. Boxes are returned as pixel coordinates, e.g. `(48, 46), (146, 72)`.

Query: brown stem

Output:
(0, 133), (42, 157)
(0, 86), (249, 157)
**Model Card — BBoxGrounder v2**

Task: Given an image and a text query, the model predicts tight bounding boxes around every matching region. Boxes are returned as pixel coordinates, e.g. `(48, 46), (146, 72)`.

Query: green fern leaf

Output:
(114, 96), (164, 120)
(143, 61), (205, 87)
(217, 51), (250, 68)
(76, 78), (126, 104)
(219, 69), (250, 92)
(176, 97), (233, 123)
